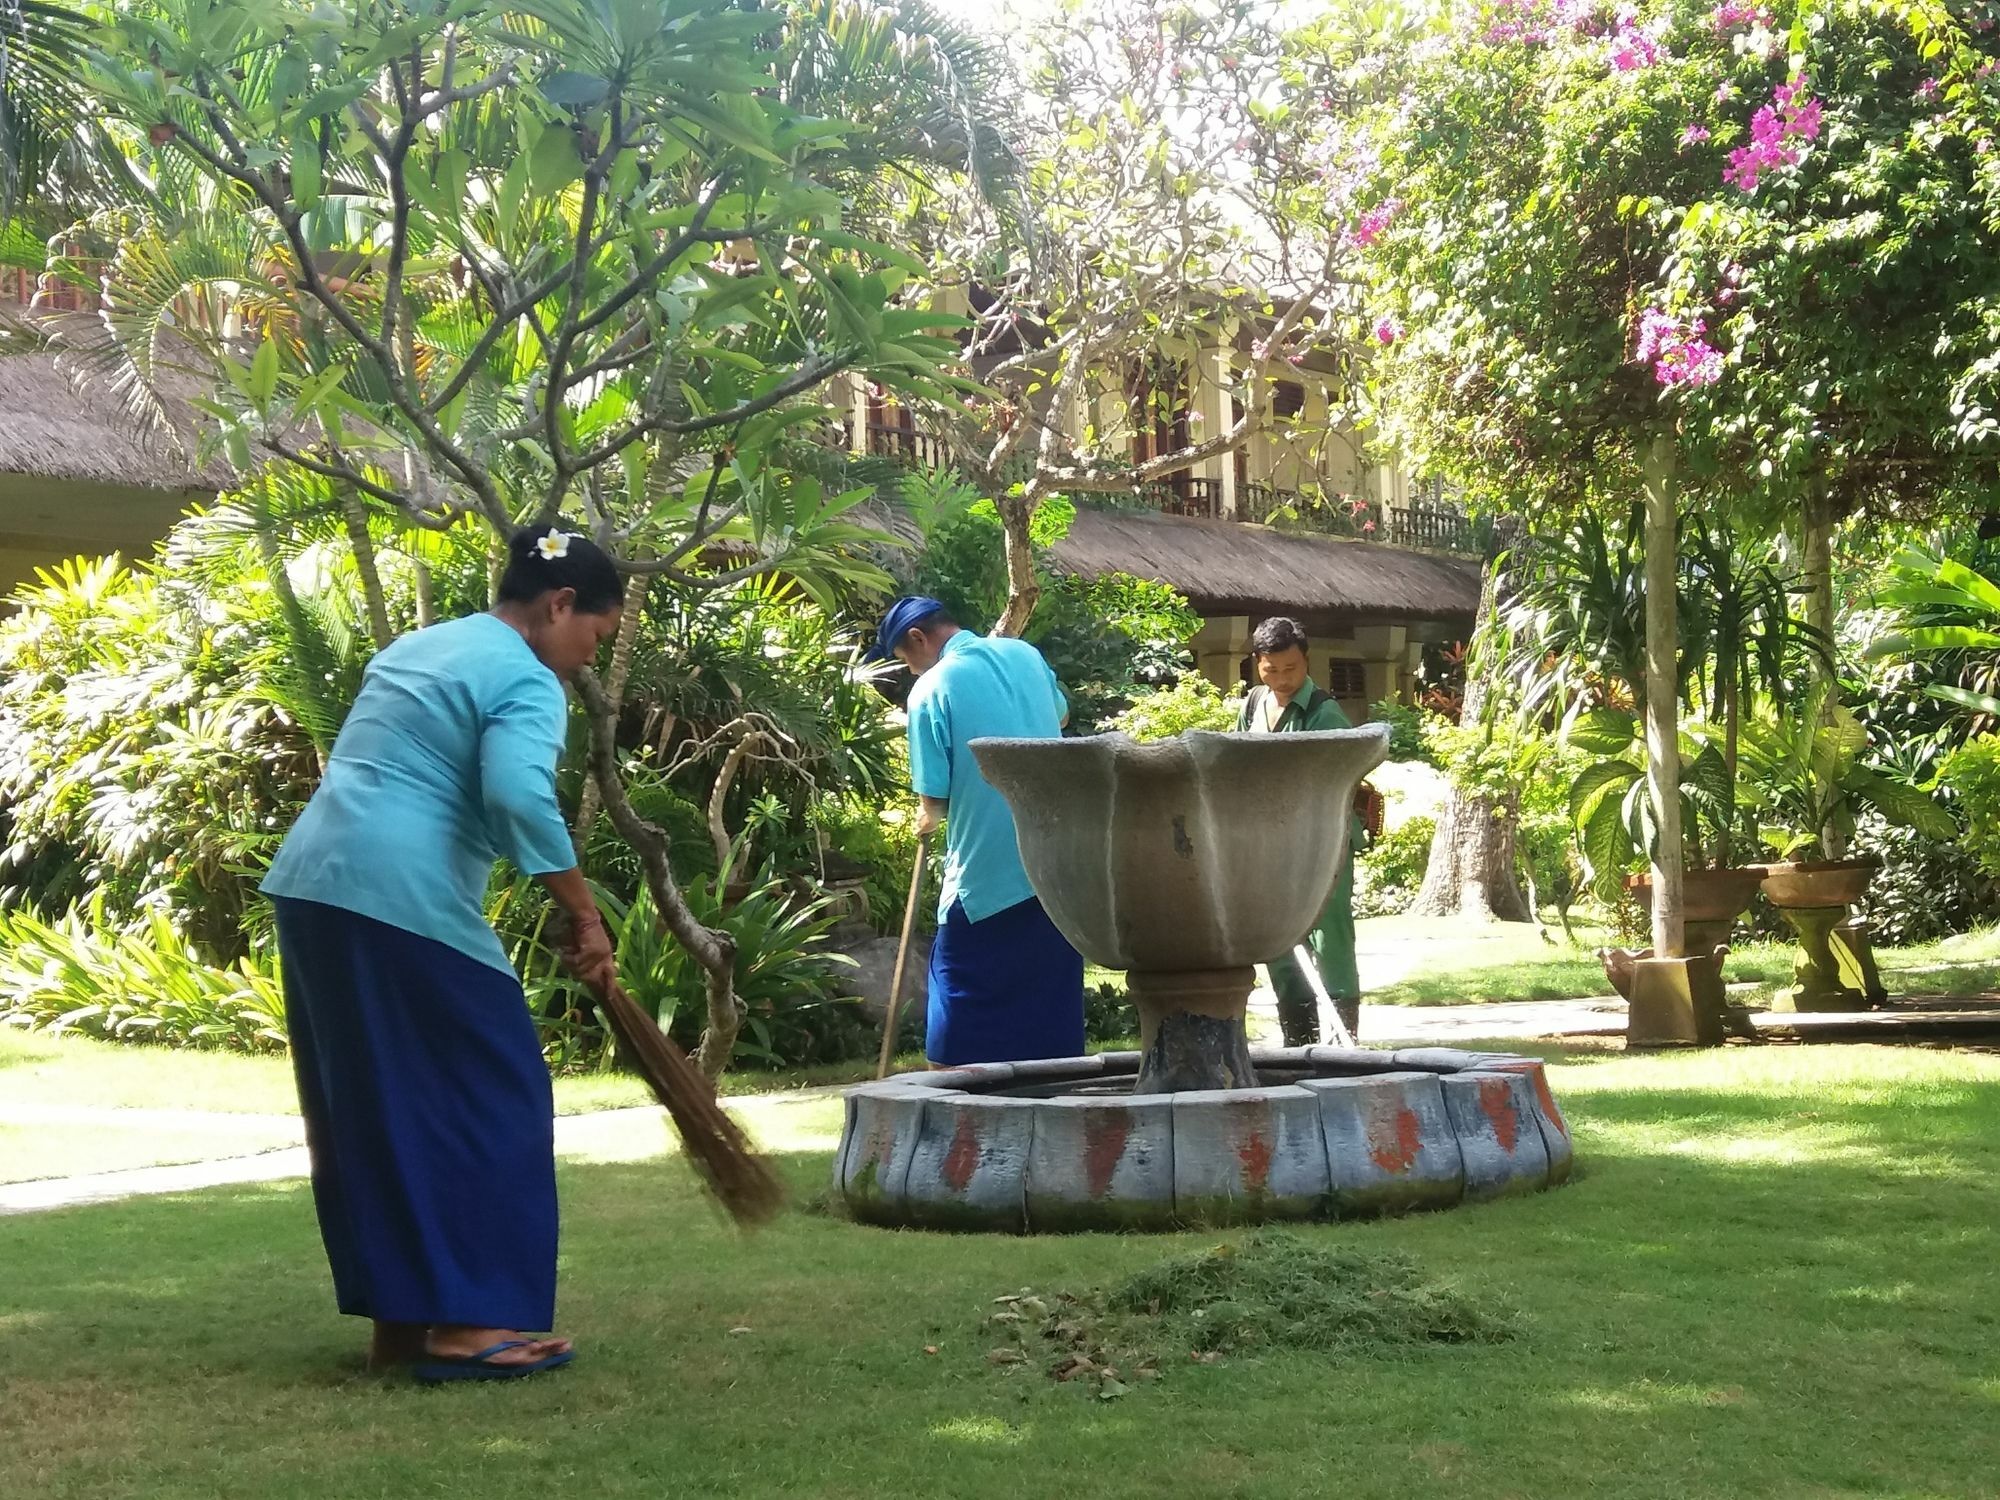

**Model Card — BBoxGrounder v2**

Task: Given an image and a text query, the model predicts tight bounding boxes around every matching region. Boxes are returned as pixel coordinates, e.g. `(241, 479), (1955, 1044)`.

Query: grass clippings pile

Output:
(981, 1232), (1518, 1400)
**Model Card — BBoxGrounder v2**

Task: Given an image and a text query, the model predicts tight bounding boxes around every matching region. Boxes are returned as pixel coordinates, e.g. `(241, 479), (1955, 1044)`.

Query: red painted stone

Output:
(1367, 1102), (1424, 1175)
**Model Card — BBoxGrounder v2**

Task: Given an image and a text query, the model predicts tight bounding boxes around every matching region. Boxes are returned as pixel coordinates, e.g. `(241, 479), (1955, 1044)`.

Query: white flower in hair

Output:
(535, 529), (573, 561)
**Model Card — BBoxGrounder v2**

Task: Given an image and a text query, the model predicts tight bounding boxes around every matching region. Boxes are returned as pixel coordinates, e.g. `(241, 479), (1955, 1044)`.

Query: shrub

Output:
(596, 865), (869, 1069)
(1354, 814), (1434, 919)
(1084, 979), (1136, 1043)
(1849, 811), (2000, 947)
(1941, 737), (2000, 879)
(1107, 670), (1243, 741)
(1366, 696), (1435, 764)
(0, 901), (287, 1051)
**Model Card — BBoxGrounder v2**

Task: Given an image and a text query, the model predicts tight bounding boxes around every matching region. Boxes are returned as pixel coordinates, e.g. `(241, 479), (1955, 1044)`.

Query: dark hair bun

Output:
(495, 523), (626, 614)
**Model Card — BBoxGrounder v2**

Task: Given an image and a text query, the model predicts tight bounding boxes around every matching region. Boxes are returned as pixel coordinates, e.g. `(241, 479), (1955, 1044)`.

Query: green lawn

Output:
(1360, 916), (2000, 1008)
(5, 1042), (2000, 1498)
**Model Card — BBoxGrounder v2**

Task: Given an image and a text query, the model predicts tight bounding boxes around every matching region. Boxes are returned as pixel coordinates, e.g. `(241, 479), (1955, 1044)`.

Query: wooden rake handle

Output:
(875, 833), (931, 1080)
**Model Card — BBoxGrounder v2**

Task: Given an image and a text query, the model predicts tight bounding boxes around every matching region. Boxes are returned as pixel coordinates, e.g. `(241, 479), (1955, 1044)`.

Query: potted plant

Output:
(1566, 707), (1765, 962)
(1734, 694), (1956, 1009)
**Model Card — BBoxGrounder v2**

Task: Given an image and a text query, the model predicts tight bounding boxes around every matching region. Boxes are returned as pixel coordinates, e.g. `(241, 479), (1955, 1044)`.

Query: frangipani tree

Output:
(1351, 0), (1998, 954)
(45, 0), (1009, 1071)
(910, 0), (1374, 632)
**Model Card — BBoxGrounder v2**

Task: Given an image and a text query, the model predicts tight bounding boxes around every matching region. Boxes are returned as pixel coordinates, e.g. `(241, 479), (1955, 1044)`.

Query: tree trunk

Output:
(1409, 562), (1530, 921)
(1719, 671), (1740, 868)
(337, 485), (396, 651)
(570, 577), (650, 853)
(1801, 492), (1845, 858)
(1641, 437), (1685, 958)
(993, 491), (1040, 638)
(575, 667), (742, 1077)
(1409, 787), (1531, 921)
(412, 556), (436, 630)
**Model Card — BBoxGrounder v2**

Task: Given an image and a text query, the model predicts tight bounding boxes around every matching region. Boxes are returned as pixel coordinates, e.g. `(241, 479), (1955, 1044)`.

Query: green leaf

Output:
(529, 125), (581, 195)
(1683, 742), (1733, 816)
(291, 131), (321, 210)
(1579, 792), (1635, 899)
(1847, 768), (1956, 840)
(1926, 683), (2000, 717)
(248, 334), (280, 409)
(541, 70), (612, 108)
(1570, 757), (1639, 825)
(1566, 706), (1639, 756)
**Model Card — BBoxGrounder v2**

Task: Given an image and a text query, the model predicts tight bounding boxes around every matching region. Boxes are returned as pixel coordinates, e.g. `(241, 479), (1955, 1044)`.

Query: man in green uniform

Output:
(1237, 616), (1364, 1044)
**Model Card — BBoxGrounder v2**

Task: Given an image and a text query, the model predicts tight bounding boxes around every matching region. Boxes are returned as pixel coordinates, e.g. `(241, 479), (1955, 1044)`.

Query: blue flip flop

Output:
(413, 1340), (576, 1384)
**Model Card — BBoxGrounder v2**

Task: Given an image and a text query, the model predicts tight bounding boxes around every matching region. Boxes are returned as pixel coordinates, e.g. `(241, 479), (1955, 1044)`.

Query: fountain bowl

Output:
(971, 727), (1391, 971)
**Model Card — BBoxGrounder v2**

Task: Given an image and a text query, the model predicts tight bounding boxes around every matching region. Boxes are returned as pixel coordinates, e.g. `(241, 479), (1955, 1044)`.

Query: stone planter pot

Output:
(1754, 858), (1876, 911)
(1626, 866), (1768, 959)
(972, 727), (1389, 1092)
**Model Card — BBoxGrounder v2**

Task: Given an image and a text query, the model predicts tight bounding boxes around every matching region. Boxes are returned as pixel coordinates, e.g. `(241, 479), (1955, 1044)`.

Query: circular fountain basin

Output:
(834, 1046), (1573, 1232)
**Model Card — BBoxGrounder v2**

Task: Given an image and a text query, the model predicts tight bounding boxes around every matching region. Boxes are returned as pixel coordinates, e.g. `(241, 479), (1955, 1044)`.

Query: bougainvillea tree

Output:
(1346, 0), (2000, 953)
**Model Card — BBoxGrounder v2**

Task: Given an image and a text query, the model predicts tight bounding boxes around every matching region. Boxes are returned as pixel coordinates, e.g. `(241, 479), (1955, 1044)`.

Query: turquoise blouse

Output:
(261, 613), (578, 975)
(907, 630), (1069, 924)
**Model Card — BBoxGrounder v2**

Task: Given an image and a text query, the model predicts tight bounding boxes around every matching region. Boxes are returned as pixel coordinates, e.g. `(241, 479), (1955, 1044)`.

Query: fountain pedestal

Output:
(1129, 968), (1257, 1092)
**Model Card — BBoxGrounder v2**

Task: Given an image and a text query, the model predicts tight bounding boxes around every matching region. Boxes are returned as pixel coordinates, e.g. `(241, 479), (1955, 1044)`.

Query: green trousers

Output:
(1267, 860), (1360, 1046)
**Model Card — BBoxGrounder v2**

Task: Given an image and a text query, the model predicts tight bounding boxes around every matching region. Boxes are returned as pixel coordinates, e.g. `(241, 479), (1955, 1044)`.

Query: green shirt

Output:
(1237, 680), (1354, 735)
(1238, 680), (1366, 848)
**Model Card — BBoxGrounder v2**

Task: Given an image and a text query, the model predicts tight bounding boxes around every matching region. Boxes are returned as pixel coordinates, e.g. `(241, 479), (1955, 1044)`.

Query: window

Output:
(1325, 659), (1369, 699)
(1273, 381), (1306, 419)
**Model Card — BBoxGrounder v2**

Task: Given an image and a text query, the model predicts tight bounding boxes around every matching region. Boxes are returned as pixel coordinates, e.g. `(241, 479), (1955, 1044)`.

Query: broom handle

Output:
(875, 833), (931, 1080)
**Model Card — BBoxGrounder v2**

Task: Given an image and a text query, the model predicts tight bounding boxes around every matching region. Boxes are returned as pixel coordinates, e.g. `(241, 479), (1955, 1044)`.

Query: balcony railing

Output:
(1137, 476), (1222, 519)
(1243, 483), (1488, 555)
(846, 413), (1490, 556)
(1391, 502), (1484, 553)
(861, 418), (948, 469)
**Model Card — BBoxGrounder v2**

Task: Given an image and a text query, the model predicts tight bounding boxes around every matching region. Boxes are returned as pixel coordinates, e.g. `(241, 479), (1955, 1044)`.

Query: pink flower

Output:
(1680, 124), (1712, 148)
(1347, 199), (1403, 248)
(1251, 338), (1273, 362)
(1633, 307), (1724, 388)
(1361, 519), (1377, 534)
(1373, 315), (1401, 345)
(1725, 77), (1819, 193)
(1916, 77), (1940, 101)
(1607, 20), (1661, 71)
(1710, 1), (1771, 29)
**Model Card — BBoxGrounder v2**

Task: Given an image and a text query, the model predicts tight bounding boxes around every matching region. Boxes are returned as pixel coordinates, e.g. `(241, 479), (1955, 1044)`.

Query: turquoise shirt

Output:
(907, 630), (1068, 924)
(262, 613), (577, 975)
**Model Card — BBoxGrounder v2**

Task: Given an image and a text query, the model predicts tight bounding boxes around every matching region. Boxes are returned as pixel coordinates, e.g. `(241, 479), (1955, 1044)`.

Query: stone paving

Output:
(15, 988), (1995, 1219)
(0, 999), (1611, 1217)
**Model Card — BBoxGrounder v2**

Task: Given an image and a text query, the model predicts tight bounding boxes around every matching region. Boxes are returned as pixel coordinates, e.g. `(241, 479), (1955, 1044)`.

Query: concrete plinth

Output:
(1770, 906), (1866, 1012)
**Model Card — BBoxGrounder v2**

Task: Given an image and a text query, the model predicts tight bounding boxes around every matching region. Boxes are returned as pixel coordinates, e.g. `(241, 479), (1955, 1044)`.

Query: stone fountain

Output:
(833, 729), (1573, 1230)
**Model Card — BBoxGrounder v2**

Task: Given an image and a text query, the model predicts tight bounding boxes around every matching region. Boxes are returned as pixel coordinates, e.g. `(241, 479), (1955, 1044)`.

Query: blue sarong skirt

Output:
(925, 895), (1086, 1066)
(272, 897), (558, 1330)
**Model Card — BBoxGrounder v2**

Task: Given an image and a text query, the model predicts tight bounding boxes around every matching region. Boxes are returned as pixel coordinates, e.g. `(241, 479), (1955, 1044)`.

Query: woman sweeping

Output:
(261, 525), (624, 1382)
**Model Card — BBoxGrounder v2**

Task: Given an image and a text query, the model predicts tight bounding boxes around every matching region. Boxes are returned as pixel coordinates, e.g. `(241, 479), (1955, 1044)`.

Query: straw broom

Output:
(586, 974), (784, 1227)
(569, 667), (782, 1227)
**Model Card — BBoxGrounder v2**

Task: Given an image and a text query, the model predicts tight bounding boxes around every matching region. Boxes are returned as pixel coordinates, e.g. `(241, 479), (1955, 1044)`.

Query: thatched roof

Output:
(0, 349), (233, 494)
(1049, 507), (1481, 624)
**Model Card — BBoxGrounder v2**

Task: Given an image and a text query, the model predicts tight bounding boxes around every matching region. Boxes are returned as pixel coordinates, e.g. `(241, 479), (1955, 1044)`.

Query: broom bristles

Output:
(597, 982), (785, 1226)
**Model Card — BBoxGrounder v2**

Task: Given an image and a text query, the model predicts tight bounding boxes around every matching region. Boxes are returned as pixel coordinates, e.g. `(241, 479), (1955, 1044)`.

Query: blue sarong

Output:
(272, 896), (558, 1330)
(926, 894), (1086, 1065)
